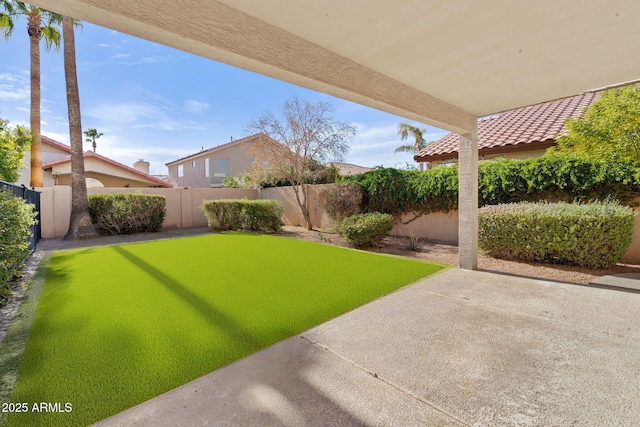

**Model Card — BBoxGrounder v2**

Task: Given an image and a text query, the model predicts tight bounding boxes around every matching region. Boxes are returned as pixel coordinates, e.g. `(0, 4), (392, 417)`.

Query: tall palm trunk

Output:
(28, 11), (42, 187)
(62, 15), (96, 240)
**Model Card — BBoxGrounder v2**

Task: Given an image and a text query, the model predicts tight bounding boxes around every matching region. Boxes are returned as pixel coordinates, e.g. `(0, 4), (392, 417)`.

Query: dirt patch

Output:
(278, 225), (640, 285)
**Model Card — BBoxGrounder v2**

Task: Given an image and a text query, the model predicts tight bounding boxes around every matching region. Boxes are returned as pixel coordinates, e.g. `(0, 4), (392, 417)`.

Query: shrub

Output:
(320, 183), (363, 223)
(342, 168), (417, 217)
(340, 212), (393, 248)
(478, 154), (640, 206)
(0, 190), (37, 304)
(88, 193), (166, 235)
(342, 156), (640, 218)
(478, 200), (635, 269)
(201, 199), (283, 232)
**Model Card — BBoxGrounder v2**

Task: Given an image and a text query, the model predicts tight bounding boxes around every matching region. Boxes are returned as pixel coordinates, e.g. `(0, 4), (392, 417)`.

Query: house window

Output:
(192, 160), (196, 168)
(213, 157), (229, 177)
(205, 158), (210, 178)
(177, 164), (184, 177)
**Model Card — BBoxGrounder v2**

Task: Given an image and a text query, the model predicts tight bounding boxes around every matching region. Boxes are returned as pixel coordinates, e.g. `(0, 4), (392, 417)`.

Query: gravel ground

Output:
(278, 226), (640, 285)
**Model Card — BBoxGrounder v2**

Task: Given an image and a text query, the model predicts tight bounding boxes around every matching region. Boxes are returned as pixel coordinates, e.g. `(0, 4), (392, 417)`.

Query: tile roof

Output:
(415, 93), (598, 161)
(42, 150), (173, 188)
(42, 135), (72, 153)
(165, 133), (265, 165)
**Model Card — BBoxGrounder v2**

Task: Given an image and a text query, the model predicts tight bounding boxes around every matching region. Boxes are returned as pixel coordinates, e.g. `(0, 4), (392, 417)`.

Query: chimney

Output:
(133, 159), (150, 175)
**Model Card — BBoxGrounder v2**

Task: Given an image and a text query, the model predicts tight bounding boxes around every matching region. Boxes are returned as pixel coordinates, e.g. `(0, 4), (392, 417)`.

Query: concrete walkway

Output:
(93, 269), (640, 427)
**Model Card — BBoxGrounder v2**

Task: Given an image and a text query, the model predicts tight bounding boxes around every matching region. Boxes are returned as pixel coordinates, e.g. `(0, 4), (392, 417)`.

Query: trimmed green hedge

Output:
(342, 155), (640, 216)
(88, 193), (166, 235)
(201, 199), (283, 232)
(478, 201), (635, 268)
(340, 212), (393, 248)
(0, 190), (37, 305)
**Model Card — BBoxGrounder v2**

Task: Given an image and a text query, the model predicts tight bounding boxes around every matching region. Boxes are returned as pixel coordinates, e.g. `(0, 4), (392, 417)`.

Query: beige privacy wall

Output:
(37, 185), (640, 263)
(38, 187), (257, 238)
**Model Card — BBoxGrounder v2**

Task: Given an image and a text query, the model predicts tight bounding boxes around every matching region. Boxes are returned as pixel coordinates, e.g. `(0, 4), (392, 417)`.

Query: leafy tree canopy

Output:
(0, 116), (31, 182)
(554, 85), (640, 163)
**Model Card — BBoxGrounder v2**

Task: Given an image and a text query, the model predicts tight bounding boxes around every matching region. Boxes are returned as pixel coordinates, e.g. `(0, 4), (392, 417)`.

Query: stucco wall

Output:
(391, 211), (459, 243)
(38, 187), (258, 238)
(391, 208), (640, 263)
(261, 186), (305, 227)
(37, 184), (640, 264)
(260, 184), (333, 229)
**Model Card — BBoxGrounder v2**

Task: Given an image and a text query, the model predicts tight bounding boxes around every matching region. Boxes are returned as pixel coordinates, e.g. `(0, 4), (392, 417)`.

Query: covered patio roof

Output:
(30, 1), (640, 134)
(30, 0), (640, 268)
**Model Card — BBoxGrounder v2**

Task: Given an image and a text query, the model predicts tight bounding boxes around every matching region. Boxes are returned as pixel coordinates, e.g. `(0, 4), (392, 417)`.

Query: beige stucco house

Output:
(414, 93), (597, 168)
(166, 133), (266, 188)
(16, 136), (172, 188)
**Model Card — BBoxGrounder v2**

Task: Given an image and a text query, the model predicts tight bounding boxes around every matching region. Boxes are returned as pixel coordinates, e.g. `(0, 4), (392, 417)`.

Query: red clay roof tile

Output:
(415, 93), (597, 161)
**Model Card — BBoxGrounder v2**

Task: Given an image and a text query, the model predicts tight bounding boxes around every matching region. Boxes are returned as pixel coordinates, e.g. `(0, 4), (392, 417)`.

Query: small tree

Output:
(0, 117), (31, 182)
(247, 97), (355, 230)
(84, 127), (102, 152)
(554, 85), (640, 162)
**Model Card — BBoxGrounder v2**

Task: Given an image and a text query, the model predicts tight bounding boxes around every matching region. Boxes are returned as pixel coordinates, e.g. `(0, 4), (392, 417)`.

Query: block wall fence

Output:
(36, 185), (640, 263)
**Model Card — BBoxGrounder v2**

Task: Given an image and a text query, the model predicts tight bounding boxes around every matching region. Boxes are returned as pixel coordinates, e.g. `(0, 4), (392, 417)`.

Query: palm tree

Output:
(62, 15), (96, 240)
(83, 128), (103, 152)
(0, 1), (62, 187)
(395, 122), (429, 171)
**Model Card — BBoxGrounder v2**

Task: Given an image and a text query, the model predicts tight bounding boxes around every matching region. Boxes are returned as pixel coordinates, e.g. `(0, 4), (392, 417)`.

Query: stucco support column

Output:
(458, 124), (478, 270)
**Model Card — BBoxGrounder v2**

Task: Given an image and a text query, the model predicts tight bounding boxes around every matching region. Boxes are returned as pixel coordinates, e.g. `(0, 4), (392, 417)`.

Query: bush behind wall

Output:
(201, 199), (283, 232)
(88, 193), (166, 235)
(342, 154), (640, 217)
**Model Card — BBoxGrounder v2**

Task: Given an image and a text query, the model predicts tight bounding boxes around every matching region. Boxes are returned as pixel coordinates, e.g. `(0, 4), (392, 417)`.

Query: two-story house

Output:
(166, 133), (267, 188)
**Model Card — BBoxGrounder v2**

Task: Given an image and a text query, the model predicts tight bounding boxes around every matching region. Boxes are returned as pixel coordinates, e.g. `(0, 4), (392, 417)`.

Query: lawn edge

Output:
(0, 254), (51, 427)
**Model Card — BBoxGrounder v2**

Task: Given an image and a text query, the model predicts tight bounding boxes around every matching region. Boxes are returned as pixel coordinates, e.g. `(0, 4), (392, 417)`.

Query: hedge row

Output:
(201, 199), (283, 232)
(342, 154), (640, 216)
(478, 201), (635, 269)
(0, 190), (37, 305)
(88, 193), (166, 235)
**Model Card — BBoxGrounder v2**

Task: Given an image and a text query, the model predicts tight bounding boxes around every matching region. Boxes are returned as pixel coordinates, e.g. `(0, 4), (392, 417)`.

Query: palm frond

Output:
(41, 25), (61, 51)
(394, 144), (416, 154)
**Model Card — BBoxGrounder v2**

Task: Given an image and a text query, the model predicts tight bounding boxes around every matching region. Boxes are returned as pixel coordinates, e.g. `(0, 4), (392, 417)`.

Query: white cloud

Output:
(116, 56), (173, 66)
(41, 131), (70, 144)
(86, 102), (163, 125)
(85, 101), (211, 133)
(0, 72), (29, 101)
(184, 100), (210, 114)
(110, 53), (131, 60)
(89, 135), (194, 174)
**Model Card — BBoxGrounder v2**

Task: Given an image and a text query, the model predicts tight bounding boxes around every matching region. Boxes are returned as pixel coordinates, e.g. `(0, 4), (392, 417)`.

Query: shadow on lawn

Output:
(111, 246), (262, 349)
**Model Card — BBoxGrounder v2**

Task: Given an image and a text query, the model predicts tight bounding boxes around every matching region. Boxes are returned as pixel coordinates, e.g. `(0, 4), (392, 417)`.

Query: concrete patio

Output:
(93, 268), (640, 426)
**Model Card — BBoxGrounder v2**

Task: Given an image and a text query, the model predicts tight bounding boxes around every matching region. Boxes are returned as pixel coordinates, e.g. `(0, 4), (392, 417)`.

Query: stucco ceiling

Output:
(29, 0), (640, 134)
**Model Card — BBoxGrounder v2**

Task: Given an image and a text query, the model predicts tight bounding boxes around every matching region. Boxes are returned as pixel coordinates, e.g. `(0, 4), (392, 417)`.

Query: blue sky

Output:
(0, 21), (448, 175)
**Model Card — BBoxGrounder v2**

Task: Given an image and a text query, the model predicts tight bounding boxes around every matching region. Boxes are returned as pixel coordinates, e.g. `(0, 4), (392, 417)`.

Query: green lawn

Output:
(6, 233), (444, 426)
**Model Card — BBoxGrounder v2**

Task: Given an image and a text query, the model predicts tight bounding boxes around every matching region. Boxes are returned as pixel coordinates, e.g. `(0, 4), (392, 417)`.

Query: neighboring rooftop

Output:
(326, 162), (372, 176)
(415, 93), (598, 162)
(165, 133), (264, 166)
(42, 150), (172, 188)
(42, 135), (72, 153)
